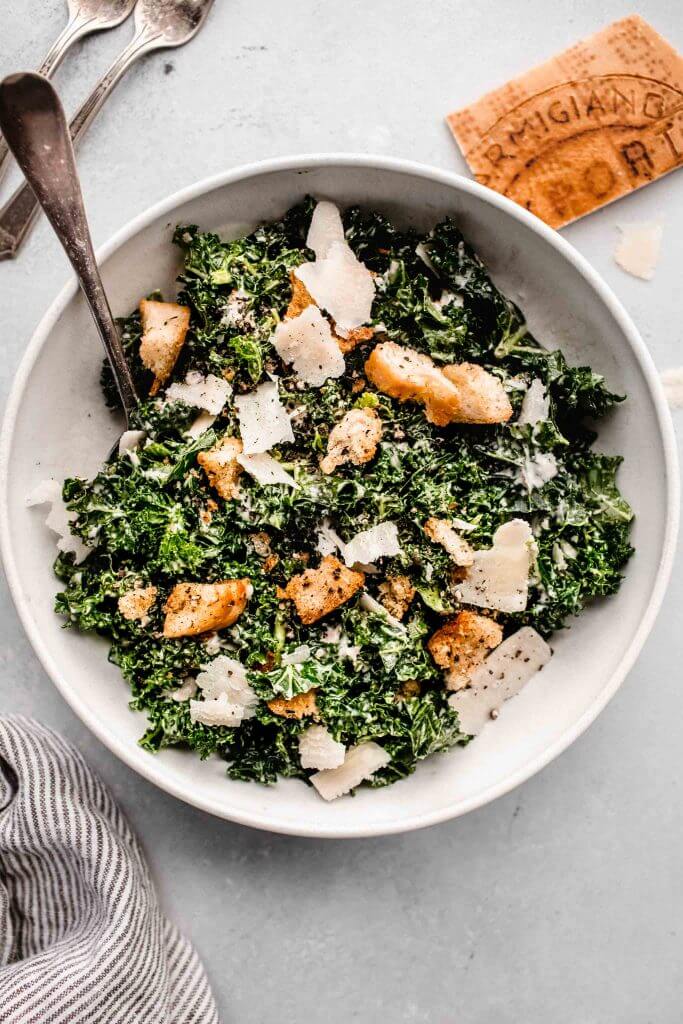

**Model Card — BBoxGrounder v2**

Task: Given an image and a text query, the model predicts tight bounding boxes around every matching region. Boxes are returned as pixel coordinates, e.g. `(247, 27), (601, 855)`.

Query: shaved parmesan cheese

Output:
(518, 378), (549, 426)
(165, 371), (231, 415)
(359, 591), (406, 630)
(342, 521), (402, 567)
(311, 741), (391, 800)
(448, 627), (551, 734)
(295, 240), (375, 338)
(299, 725), (346, 770)
(424, 518), (474, 566)
(185, 411), (217, 438)
(614, 222), (662, 281)
(235, 378), (294, 454)
(306, 200), (346, 259)
(189, 654), (257, 728)
(189, 693), (247, 728)
(170, 677), (198, 702)
(661, 367), (683, 410)
(316, 520), (345, 557)
(455, 519), (533, 613)
(27, 479), (91, 563)
(282, 644), (311, 665)
(272, 306), (345, 386)
(237, 452), (297, 488)
(118, 430), (146, 455)
(520, 451), (558, 491)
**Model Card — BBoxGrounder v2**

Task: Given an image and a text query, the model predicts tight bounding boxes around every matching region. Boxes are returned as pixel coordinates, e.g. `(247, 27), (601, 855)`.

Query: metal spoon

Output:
(0, 0), (215, 260)
(0, 73), (138, 422)
(0, 0), (137, 189)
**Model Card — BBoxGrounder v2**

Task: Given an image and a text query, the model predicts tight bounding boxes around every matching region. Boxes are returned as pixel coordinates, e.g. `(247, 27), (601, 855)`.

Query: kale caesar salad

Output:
(30, 198), (634, 801)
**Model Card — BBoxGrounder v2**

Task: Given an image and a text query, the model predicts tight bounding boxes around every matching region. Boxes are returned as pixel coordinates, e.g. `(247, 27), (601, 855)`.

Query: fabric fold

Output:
(0, 715), (219, 1024)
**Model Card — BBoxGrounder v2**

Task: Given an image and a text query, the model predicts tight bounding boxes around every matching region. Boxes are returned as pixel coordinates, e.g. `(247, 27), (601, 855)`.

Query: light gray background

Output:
(2, 2), (682, 1021)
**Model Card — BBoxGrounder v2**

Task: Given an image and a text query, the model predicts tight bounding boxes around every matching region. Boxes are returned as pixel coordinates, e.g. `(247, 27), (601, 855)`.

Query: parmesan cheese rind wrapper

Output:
(447, 16), (683, 228)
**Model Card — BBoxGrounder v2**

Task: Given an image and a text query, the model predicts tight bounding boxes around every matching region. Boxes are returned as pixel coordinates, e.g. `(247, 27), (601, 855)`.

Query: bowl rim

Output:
(1, 153), (678, 838)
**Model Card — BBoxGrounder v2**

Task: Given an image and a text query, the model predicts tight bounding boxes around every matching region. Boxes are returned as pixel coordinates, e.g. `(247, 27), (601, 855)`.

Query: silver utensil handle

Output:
(0, 29), (155, 260)
(0, 11), (94, 188)
(0, 73), (138, 417)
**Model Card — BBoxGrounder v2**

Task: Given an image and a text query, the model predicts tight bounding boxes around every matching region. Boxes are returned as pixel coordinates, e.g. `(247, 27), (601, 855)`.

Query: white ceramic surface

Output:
(0, 155), (677, 837)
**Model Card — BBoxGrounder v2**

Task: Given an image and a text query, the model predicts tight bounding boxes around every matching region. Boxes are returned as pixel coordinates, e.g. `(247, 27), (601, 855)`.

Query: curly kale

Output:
(53, 198), (633, 792)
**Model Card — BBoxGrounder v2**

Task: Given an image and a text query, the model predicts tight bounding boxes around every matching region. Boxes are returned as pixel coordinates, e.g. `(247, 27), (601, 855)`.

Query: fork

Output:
(0, 0), (136, 189)
(0, 0), (215, 261)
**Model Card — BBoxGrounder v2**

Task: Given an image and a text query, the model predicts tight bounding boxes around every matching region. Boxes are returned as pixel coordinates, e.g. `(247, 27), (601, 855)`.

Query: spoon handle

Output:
(0, 72), (138, 420)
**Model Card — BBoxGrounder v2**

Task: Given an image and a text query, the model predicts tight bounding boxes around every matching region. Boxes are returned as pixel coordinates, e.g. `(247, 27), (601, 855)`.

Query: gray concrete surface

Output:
(1, 2), (682, 1021)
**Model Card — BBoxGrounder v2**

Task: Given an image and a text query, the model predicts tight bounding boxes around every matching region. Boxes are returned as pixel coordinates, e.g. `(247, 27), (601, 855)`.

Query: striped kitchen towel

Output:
(0, 715), (219, 1024)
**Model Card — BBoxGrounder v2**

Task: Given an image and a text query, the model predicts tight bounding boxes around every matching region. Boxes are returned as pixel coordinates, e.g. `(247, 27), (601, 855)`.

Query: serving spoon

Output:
(0, 72), (138, 424)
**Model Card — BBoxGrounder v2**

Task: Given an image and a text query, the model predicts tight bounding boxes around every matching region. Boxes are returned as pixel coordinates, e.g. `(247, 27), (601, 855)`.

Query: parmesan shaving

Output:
(299, 725), (346, 770)
(455, 519), (533, 613)
(185, 411), (217, 438)
(118, 430), (146, 455)
(448, 627), (551, 734)
(282, 644), (311, 665)
(341, 521), (402, 567)
(189, 655), (257, 728)
(272, 305), (345, 386)
(306, 200), (346, 259)
(27, 479), (91, 564)
(310, 741), (391, 800)
(235, 378), (294, 454)
(165, 371), (231, 415)
(614, 222), (662, 281)
(236, 452), (297, 488)
(295, 222), (375, 337)
(517, 379), (549, 426)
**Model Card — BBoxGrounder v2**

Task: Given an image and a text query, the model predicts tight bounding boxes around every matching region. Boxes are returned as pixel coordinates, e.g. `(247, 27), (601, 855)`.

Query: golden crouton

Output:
(320, 407), (383, 475)
(365, 341), (512, 426)
(139, 299), (190, 395)
(377, 575), (415, 620)
(281, 555), (365, 625)
(365, 341), (462, 426)
(442, 363), (512, 424)
(424, 518), (474, 567)
(118, 585), (157, 625)
(197, 435), (243, 501)
(428, 610), (503, 690)
(268, 688), (319, 720)
(285, 272), (373, 354)
(163, 579), (250, 638)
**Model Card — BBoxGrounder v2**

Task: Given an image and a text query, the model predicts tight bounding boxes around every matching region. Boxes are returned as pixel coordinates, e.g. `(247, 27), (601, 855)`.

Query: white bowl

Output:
(1, 156), (678, 837)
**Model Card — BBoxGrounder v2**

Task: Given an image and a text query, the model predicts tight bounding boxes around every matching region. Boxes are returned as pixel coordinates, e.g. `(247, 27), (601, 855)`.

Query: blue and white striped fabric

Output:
(0, 715), (219, 1024)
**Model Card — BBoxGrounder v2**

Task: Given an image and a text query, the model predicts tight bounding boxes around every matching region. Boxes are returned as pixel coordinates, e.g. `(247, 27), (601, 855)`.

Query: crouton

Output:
(139, 299), (190, 395)
(377, 574), (415, 620)
(427, 610), (503, 690)
(197, 435), (243, 500)
(268, 688), (319, 720)
(365, 341), (512, 426)
(442, 363), (512, 424)
(285, 272), (373, 355)
(163, 579), (250, 638)
(365, 341), (462, 426)
(320, 407), (383, 475)
(424, 518), (474, 567)
(118, 585), (157, 626)
(286, 271), (315, 320)
(281, 555), (365, 625)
